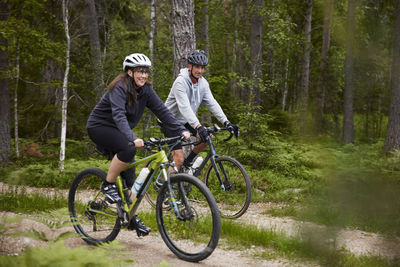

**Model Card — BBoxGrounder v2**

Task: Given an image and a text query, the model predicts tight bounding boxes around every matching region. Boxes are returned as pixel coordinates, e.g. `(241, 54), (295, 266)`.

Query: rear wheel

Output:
(204, 156), (251, 219)
(156, 174), (220, 262)
(68, 168), (120, 245)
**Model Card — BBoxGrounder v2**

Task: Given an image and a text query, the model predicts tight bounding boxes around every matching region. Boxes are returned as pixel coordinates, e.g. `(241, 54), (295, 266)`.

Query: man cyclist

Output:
(162, 49), (239, 171)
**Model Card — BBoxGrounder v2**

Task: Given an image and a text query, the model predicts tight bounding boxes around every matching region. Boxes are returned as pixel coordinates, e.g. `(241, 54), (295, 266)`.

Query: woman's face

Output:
(128, 67), (149, 88)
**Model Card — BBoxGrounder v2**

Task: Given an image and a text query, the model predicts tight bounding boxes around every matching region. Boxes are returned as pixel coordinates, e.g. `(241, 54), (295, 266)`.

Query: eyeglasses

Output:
(136, 70), (149, 77)
(134, 67), (150, 77)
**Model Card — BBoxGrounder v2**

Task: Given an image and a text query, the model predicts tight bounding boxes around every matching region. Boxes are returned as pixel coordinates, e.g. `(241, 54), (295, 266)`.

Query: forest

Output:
(0, 0), (400, 265)
(0, 0), (399, 156)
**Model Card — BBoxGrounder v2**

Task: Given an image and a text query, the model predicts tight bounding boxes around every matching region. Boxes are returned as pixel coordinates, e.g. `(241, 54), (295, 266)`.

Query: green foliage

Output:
(221, 110), (319, 181)
(295, 141), (400, 236)
(0, 158), (109, 189)
(220, 220), (393, 267)
(0, 241), (133, 267)
(0, 188), (67, 213)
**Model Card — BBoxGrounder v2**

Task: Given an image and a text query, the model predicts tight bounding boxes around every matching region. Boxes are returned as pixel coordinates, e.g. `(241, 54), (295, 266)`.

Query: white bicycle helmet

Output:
(123, 53), (152, 72)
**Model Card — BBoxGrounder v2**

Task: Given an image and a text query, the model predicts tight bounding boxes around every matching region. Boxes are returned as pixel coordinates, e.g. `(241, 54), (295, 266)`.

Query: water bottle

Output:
(192, 156), (203, 170)
(131, 167), (150, 200)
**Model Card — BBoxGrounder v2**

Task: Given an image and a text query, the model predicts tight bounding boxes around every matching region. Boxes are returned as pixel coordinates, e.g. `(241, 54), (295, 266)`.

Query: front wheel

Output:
(156, 174), (220, 262)
(68, 168), (120, 245)
(204, 156), (251, 219)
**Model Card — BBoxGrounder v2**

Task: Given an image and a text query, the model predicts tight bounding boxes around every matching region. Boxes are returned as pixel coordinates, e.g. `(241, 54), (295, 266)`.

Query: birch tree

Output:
(171, 0), (196, 79)
(143, 0), (156, 139)
(149, 0), (156, 67)
(59, 0), (71, 171)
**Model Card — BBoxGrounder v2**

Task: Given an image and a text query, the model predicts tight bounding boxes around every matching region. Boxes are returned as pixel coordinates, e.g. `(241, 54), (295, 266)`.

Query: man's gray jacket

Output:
(165, 68), (228, 128)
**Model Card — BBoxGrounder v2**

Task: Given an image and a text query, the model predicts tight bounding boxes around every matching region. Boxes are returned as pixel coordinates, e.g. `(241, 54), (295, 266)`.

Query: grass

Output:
(0, 241), (134, 267)
(0, 189), (397, 267)
(220, 219), (398, 267)
(0, 187), (68, 213)
(262, 150), (400, 237)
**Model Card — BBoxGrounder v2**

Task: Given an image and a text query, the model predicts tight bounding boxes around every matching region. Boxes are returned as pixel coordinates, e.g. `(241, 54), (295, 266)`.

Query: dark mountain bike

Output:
(145, 125), (251, 219)
(68, 136), (220, 262)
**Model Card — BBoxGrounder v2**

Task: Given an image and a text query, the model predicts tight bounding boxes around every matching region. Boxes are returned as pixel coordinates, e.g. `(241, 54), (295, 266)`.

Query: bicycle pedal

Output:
(136, 229), (150, 237)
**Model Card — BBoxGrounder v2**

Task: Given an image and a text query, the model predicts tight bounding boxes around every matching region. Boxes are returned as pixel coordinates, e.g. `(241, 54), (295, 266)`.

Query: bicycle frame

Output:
(188, 137), (227, 191)
(114, 149), (170, 223)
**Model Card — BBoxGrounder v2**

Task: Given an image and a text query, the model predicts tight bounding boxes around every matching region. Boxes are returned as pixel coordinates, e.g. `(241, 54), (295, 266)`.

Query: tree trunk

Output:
(149, 0), (156, 83)
(43, 59), (63, 139)
(298, 0), (313, 113)
(0, 1), (10, 162)
(384, 0), (400, 151)
(282, 54), (289, 111)
(224, 0), (229, 69)
(249, 0), (263, 109)
(231, 0), (240, 97)
(60, 0), (71, 171)
(199, 0), (209, 57)
(171, 0), (196, 79)
(143, 0), (157, 139)
(14, 40), (20, 158)
(314, 0), (333, 132)
(343, 0), (356, 143)
(85, 0), (104, 100)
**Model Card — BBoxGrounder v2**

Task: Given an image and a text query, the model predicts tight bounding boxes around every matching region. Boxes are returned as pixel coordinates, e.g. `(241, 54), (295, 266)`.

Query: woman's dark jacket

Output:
(87, 81), (185, 142)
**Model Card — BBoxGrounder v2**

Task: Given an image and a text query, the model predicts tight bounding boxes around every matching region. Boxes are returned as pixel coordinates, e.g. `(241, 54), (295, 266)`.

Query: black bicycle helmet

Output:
(187, 50), (208, 66)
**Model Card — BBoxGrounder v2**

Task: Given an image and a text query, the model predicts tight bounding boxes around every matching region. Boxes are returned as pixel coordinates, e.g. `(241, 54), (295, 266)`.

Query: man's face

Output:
(189, 64), (205, 79)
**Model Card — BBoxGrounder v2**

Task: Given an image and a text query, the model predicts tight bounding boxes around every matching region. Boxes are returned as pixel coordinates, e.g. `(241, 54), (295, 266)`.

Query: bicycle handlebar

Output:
(183, 124), (239, 147)
(144, 135), (184, 151)
(205, 124), (236, 141)
(143, 123), (238, 151)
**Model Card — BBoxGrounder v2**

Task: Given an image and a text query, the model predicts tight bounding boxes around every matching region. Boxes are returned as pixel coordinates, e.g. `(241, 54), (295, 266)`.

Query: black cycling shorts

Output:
(87, 126), (136, 163)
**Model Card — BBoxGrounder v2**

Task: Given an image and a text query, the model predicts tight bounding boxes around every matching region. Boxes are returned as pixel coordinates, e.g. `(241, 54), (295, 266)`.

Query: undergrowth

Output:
(0, 190), (398, 267)
(0, 241), (133, 267)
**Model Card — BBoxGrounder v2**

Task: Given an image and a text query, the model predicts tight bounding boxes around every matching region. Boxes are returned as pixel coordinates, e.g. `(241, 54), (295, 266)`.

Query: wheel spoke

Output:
(205, 157), (251, 219)
(156, 174), (220, 262)
(68, 168), (121, 245)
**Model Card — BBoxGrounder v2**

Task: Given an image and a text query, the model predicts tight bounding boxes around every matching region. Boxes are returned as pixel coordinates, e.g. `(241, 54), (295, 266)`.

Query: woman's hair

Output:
(107, 67), (151, 106)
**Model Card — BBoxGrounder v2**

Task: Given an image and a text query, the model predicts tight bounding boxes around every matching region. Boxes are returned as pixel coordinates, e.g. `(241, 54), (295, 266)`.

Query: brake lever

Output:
(143, 140), (154, 151)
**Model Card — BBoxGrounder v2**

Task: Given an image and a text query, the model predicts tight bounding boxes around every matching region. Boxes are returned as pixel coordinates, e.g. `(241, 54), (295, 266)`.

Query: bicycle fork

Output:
(208, 139), (231, 191)
(161, 164), (193, 221)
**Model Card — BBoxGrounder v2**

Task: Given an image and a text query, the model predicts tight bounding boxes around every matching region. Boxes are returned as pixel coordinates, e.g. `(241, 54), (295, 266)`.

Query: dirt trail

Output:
(1, 182), (399, 266)
(240, 203), (400, 260)
(0, 211), (313, 267)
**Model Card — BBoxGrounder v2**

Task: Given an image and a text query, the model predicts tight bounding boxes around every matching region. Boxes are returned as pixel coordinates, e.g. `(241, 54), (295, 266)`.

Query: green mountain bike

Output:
(68, 136), (221, 262)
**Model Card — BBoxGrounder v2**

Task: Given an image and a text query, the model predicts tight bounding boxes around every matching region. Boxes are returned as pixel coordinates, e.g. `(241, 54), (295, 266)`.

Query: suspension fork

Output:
(162, 163), (193, 220)
(161, 164), (183, 219)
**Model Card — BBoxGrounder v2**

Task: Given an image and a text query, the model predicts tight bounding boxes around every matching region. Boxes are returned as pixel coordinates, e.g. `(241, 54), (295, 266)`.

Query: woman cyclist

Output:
(86, 53), (190, 236)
